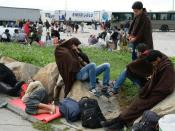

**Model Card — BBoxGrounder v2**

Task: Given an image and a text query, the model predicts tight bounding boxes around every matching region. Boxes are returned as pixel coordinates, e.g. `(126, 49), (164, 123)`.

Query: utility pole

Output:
(173, 0), (174, 10)
(65, 0), (67, 20)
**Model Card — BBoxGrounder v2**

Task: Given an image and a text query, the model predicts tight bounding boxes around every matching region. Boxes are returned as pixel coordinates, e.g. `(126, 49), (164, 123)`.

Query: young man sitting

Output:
(110, 43), (153, 95)
(102, 50), (175, 130)
(55, 38), (111, 97)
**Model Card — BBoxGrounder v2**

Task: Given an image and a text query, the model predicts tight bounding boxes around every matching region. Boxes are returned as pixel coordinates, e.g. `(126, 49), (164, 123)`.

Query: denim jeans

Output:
(76, 63), (110, 89)
(113, 69), (141, 92)
(131, 43), (138, 61)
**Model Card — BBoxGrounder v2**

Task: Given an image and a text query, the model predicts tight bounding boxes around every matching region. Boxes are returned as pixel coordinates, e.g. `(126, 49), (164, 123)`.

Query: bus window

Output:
(151, 13), (157, 20)
(171, 14), (175, 20)
(160, 14), (168, 20)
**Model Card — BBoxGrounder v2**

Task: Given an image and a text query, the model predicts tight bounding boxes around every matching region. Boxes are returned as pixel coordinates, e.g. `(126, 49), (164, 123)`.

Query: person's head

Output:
(61, 37), (81, 49)
(144, 50), (163, 67)
(136, 43), (148, 57)
(5, 29), (9, 33)
(120, 24), (124, 29)
(46, 32), (50, 36)
(71, 38), (81, 50)
(14, 29), (19, 34)
(132, 1), (143, 16)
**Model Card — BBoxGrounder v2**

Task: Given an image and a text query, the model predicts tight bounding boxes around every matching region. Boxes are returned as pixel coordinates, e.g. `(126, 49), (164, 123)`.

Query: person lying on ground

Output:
(55, 37), (111, 98)
(101, 50), (175, 130)
(22, 81), (56, 115)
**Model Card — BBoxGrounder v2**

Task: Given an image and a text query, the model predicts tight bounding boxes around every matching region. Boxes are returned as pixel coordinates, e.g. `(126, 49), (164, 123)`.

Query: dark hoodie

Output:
(55, 38), (89, 97)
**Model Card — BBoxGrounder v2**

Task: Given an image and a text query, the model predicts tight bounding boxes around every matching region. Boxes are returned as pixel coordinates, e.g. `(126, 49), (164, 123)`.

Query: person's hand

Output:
(71, 44), (80, 53)
(146, 75), (152, 80)
(129, 37), (136, 43)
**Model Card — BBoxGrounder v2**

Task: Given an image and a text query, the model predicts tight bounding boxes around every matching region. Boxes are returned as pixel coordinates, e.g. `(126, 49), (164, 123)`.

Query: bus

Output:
(111, 11), (175, 31)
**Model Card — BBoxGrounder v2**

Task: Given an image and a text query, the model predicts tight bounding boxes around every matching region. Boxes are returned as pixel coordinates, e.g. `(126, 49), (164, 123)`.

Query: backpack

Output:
(79, 97), (106, 129)
(0, 63), (17, 87)
(132, 110), (160, 131)
(59, 98), (80, 122)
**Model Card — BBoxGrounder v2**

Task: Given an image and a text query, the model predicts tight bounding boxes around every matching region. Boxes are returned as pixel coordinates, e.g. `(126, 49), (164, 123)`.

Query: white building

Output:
(0, 6), (40, 22)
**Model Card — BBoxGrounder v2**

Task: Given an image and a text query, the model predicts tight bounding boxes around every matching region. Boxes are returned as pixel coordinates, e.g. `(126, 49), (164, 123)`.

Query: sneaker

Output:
(89, 89), (101, 97)
(101, 88), (111, 98)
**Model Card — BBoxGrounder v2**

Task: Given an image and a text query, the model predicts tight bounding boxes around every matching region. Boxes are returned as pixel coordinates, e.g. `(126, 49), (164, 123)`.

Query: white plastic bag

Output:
(159, 114), (175, 131)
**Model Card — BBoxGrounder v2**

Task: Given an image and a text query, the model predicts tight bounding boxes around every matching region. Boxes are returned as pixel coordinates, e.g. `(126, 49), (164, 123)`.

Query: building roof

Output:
(0, 6), (40, 11)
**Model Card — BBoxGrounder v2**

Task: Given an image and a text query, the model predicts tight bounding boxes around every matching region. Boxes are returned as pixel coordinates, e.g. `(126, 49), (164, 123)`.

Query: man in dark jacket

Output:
(128, 1), (153, 60)
(102, 50), (175, 130)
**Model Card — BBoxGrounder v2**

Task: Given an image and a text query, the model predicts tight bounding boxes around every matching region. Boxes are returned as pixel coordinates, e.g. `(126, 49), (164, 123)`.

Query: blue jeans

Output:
(76, 63), (110, 89)
(113, 69), (141, 92)
(131, 43), (138, 61)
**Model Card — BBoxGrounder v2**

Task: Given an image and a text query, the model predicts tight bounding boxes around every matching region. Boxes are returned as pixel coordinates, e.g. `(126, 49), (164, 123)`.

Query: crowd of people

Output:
(0, 18), (84, 47)
(0, 1), (175, 131)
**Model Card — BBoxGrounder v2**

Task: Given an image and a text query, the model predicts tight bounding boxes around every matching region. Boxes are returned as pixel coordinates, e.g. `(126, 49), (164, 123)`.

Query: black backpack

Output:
(79, 97), (106, 129)
(0, 63), (24, 96)
(0, 63), (17, 87)
(132, 110), (160, 131)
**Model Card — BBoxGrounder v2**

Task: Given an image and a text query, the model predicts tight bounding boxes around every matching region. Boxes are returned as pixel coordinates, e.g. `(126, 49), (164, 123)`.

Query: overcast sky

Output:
(0, 0), (174, 12)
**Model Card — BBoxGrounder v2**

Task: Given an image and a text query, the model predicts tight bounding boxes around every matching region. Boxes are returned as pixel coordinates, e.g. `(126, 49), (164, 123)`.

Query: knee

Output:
(89, 63), (96, 69)
(104, 63), (110, 69)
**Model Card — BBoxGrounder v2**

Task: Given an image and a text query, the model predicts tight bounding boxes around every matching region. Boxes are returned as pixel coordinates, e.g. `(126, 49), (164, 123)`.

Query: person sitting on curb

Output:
(101, 50), (175, 130)
(55, 37), (111, 98)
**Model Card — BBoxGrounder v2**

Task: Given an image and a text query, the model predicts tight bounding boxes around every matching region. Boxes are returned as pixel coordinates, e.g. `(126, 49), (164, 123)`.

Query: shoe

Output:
(104, 124), (124, 131)
(101, 88), (111, 98)
(89, 89), (101, 97)
(101, 118), (124, 131)
(101, 118), (119, 127)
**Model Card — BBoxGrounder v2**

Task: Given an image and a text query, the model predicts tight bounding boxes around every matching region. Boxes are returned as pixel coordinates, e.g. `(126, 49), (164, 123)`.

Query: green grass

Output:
(32, 122), (52, 131)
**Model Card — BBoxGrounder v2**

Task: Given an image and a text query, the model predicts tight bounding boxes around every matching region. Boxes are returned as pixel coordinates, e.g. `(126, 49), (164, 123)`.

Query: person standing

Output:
(45, 20), (50, 31)
(80, 21), (84, 33)
(128, 1), (153, 60)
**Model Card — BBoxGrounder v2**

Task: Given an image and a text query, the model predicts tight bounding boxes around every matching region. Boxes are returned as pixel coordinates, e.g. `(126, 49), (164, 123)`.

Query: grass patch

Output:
(32, 122), (52, 131)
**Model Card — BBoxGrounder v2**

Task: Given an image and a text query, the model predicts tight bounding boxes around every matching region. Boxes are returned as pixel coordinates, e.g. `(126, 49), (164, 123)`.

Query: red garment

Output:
(20, 83), (28, 99)
(23, 22), (30, 36)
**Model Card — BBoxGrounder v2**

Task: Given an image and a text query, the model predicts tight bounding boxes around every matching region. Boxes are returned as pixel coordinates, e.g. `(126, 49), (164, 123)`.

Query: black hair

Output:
(73, 37), (81, 46)
(137, 43), (148, 53)
(14, 29), (18, 33)
(132, 1), (143, 10)
(5, 29), (9, 33)
(144, 50), (163, 62)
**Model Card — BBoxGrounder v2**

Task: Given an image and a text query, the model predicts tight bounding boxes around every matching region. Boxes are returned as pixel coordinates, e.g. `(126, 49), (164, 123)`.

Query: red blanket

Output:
(9, 98), (61, 123)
